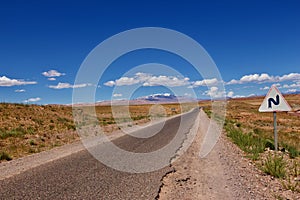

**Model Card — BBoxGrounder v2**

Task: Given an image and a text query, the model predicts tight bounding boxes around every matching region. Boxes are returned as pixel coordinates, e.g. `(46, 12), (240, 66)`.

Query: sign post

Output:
(273, 112), (277, 150)
(259, 85), (292, 150)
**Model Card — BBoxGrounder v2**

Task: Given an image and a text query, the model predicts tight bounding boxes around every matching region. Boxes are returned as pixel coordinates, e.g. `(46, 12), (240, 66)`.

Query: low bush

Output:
(225, 124), (267, 160)
(262, 153), (286, 178)
(0, 151), (12, 161)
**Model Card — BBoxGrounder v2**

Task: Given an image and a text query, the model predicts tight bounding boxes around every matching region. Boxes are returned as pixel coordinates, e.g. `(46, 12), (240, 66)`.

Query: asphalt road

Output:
(0, 109), (198, 200)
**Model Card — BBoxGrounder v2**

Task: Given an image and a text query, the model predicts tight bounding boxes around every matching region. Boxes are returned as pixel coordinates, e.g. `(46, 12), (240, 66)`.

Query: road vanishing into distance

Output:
(0, 109), (199, 200)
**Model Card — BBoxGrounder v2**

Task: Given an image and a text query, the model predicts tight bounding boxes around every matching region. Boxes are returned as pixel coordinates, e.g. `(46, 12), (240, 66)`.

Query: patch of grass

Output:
(26, 126), (35, 135)
(281, 177), (300, 192)
(291, 160), (299, 177)
(203, 108), (212, 117)
(29, 140), (37, 146)
(0, 129), (25, 139)
(281, 143), (300, 159)
(0, 152), (12, 161)
(262, 153), (286, 178)
(253, 128), (264, 135)
(274, 194), (285, 200)
(0, 151), (12, 161)
(57, 117), (70, 123)
(66, 123), (76, 130)
(225, 123), (267, 160)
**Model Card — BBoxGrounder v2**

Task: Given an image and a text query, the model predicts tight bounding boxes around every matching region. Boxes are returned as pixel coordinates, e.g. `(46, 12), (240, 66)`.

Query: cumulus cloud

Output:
(48, 77), (56, 81)
(104, 72), (224, 88)
(260, 86), (270, 90)
(49, 82), (92, 89)
(286, 89), (297, 93)
(227, 72), (300, 85)
(42, 70), (65, 77)
(227, 91), (234, 98)
(191, 78), (219, 87)
(282, 82), (300, 88)
(232, 94), (255, 99)
(227, 73), (273, 85)
(203, 87), (226, 98)
(104, 73), (190, 87)
(279, 73), (300, 82)
(115, 77), (140, 86)
(104, 81), (115, 87)
(113, 93), (122, 97)
(0, 76), (37, 87)
(15, 89), (26, 93)
(143, 76), (190, 87)
(23, 97), (41, 103)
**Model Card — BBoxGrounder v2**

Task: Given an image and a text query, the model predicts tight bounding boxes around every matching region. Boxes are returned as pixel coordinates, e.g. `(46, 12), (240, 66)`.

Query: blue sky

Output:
(0, 0), (299, 104)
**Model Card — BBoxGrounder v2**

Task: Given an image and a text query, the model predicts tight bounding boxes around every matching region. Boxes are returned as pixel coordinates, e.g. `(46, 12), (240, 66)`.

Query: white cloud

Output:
(49, 82), (92, 89)
(0, 76), (37, 87)
(192, 78), (219, 87)
(227, 72), (300, 85)
(227, 91), (234, 98)
(230, 93), (255, 99)
(104, 81), (115, 87)
(104, 73), (190, 87)
(23, 97), (41, 103)
(282, 82), (300, 88)
(260, 86), (270, 90)
(42, 70), (65, 77)
(279, 73), (300, 82)
(48, 77), (56, 81)
(113, 93), (122, 97)
(203, 86), (226, 98)
(116, 77), (140, 86)
(15, 89), (26, 93)
(135, 72), (152, 81)
(143, 75), (190, 87)
(227, 73), (273, 85)
(286, 89), (297, 93)
(232, 95), (245, 98)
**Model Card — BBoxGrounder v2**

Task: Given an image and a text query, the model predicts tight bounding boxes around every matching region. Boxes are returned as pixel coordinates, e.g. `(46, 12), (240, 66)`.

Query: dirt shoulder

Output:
(157, 110), (299, 199)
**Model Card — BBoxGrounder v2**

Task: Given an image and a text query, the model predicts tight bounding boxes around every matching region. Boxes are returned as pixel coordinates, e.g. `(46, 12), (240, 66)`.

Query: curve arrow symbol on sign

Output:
(268, 95), (279, 108)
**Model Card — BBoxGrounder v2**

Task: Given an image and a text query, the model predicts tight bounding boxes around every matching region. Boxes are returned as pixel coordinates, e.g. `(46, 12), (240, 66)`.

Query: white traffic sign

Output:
(259, 85), (292, 112)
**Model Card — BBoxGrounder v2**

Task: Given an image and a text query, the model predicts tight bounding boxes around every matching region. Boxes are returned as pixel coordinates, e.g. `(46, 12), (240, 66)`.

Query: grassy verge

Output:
(225, 121), (271, 160)
(199, 95), (300, 194)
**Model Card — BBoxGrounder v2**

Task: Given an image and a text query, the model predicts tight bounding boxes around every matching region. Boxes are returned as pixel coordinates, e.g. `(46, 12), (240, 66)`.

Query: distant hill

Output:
(94, 93), (197, 106)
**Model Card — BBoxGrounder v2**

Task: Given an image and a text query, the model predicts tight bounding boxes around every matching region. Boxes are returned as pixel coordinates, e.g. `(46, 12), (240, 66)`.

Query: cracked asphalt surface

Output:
(0, 109), (198, 200)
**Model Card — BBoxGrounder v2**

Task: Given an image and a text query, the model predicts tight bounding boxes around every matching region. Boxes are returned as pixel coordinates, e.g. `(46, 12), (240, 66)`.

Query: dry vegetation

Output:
(200, 94), (300, 195)
(0, 102), (196, 162)
(0, 103), (77, 161)
(227, 94), (300, 152)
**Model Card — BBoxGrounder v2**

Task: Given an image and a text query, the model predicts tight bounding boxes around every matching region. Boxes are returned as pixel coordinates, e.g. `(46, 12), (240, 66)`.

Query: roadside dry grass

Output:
(200, 94), (300, 196)
(0, 103), (77, 161)
(0, 102), (197, 162)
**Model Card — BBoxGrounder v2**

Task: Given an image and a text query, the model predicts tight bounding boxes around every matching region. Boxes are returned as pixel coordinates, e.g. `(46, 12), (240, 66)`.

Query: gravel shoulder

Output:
(157, 110), (299, 199)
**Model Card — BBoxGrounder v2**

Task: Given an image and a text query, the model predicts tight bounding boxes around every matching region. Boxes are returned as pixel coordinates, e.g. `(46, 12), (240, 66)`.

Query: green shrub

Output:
(0, 151), (12, 161)
(0, 129), (25, 139)
(265, 139), (275, 150)
(29, 140), (37, 146)
(281, 143), (300, 159)
(262, 154), (286, 178)
(226, 124), (267, 160)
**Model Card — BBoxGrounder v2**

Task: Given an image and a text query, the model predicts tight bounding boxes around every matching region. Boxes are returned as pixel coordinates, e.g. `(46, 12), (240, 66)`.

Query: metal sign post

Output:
(273, 111), (278, 150)
(259, 85), (292, 151)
